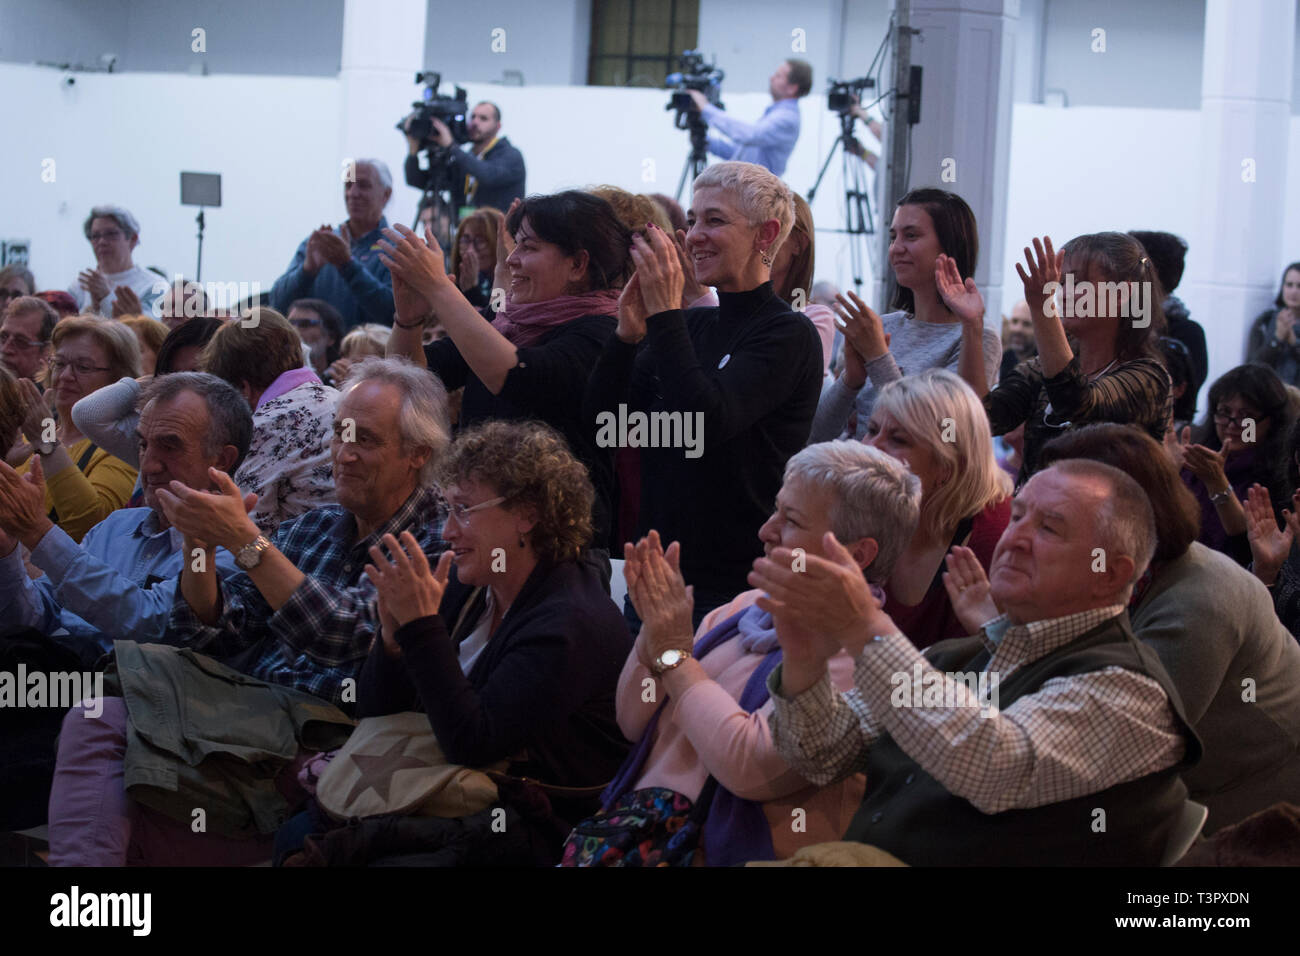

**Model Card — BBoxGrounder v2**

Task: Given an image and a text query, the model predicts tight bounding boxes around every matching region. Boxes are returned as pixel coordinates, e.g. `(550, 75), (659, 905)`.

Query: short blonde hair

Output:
(51, 315), (141, 381)
(872, 368), (1012, 541)
(692, 161), (795, 257)
(588, 185), (672, 238)
(340, 323), (391, 360)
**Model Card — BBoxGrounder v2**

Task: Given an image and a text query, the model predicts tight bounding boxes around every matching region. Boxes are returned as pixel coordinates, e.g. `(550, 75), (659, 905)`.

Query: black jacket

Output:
(357, 554), (631, 813)
(404, 137), (526, 214)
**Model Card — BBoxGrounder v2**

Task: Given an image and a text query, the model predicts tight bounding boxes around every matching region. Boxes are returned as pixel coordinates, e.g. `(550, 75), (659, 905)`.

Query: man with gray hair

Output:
(270, 159), (396, 330)
(67, 205), (168, 317)
(0, 371), (250, 829)
(42, 358), (452, 864)
(751, 459), (1203, 865)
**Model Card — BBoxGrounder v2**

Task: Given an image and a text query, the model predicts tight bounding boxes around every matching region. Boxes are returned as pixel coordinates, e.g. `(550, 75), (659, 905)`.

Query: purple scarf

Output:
(602, 605), (782, 866)
(491, 289), (620, 348)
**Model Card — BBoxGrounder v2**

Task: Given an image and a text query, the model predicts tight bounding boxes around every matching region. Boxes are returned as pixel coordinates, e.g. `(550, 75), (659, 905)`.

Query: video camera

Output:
(666, 49), (725, 125)
(827, 76), (876, 115)
(398, 71), (470, 146)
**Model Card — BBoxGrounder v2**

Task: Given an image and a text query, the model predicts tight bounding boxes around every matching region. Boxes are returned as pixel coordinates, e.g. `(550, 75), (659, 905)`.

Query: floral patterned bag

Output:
(559, 779), (719, 867)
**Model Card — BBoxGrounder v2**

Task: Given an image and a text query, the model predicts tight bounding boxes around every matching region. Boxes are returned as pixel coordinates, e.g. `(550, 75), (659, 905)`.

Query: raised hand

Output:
(616, 271), (649, 344)
(155, 466), (260, 553)
(458, 244), (480, 291)
(17, 378), (52, 447)
(79, 269), (110, 308)
(935, 253), (984, 326)
(1015, 236), (1064, 323)
(1183, 441), (1230, 491)
(1245, 484), (1295, 585)
(303, 232), (325, 276)
(628, 223), (684, 318)
(314, 228), (352, 269)
(364, 534), (453, 630)
(112, 285), (143, 318)
(1276, 308), (1297, 345)
(0, 456), (53, 548)
(379, 223), (454, 305)
(833, 290), (889, 364)
(941, 545), (1000, 635)
(627, 536), (694, 666)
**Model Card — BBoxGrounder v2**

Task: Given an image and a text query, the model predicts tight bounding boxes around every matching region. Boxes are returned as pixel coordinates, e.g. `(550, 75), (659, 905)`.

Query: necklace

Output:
(1083, 358), (1118, 381)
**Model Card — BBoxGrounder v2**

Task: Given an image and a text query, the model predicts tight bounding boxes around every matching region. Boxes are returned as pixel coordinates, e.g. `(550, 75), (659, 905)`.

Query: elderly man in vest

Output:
(749, 459), (1202, 865)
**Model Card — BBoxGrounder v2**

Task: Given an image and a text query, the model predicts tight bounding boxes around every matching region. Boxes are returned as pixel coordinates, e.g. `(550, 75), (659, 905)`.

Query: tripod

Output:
(675, 111), (711, 202)
(808, 110), (878, 293)
(412, 146), (458, 254)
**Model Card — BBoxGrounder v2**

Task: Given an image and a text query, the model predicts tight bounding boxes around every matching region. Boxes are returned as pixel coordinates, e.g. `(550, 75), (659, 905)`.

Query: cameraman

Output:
(687, 59), (811, 178)
(403, 101), (526, 216)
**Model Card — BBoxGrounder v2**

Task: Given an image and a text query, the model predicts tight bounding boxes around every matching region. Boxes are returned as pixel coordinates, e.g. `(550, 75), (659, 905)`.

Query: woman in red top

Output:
(862, 368), (1012, 648)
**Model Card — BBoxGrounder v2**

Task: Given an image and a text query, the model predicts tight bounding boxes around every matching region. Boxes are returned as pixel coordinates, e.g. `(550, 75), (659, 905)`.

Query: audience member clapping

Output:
(810, 188), (1001, 442)
(0, 295), (56, 386)
(269, 159), (396, 329)
(327, 322), (391, 386)
(568, 442), (919, 866)
(1169, 363), (1291, 566)
(6, 316), (140, 541)
(448, 207), (506, 313)
(1244, 415), (1300, 636)
(983, 232), (1171, 481)
(385, 190), (630, 548)
(66, 206), (167, 317)
(287, 298), (343, 381)
(755, 460), (1200, 865)
(1246, 261), (1300, 385)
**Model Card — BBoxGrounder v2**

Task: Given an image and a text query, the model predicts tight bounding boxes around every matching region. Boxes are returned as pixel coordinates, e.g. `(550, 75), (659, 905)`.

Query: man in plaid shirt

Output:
(750, 459), (1202, 865)
(160, 357), (451, 709)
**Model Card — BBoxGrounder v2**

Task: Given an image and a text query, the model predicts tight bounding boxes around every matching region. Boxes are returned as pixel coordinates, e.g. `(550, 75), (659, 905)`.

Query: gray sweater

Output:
(1131, 542), (1300, 833)
(809, 311), (1002, 442)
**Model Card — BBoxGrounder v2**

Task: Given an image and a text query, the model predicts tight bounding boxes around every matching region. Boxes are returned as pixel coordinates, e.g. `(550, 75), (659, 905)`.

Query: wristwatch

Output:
(234, 534), (273, 570)
(650, 647), (692, 675)
(1209, 488), (1234, 506)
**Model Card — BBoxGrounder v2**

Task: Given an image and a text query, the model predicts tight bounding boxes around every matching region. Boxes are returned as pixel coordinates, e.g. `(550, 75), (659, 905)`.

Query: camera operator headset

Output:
(403, 99), (526, 221)
(686, 58), (812, 178)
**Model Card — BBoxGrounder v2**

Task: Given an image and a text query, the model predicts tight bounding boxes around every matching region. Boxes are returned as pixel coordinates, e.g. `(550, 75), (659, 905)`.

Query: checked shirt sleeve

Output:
(767, 664), (885, 787)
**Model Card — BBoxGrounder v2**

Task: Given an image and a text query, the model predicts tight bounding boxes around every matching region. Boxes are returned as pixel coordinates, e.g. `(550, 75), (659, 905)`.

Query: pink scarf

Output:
(491, 289), (621, 348)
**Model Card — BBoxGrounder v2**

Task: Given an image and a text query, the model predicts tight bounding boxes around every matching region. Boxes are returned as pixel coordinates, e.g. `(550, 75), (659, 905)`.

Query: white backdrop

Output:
(4, 61), (1298, 395)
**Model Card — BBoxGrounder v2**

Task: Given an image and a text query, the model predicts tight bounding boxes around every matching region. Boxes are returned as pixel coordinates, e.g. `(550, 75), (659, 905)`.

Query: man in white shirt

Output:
(67, 205), (167, 317)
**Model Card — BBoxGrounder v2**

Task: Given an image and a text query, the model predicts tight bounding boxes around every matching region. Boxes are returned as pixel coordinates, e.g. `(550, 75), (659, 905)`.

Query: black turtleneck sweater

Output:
(583, 282), (822, 597)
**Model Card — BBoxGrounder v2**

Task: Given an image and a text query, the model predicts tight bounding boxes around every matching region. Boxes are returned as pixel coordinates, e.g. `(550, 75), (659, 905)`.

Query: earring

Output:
(760, 249), (774, 267)
(518, 531), (526, 549)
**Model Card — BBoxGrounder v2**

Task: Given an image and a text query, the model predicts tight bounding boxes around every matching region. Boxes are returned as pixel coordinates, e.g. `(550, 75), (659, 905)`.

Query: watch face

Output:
(659, 649), (683, 668)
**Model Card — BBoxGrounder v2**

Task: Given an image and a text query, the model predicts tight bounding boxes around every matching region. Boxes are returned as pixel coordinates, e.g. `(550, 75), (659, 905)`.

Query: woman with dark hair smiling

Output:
(809, 187), (1001, 441)
(944, 422), (1300, 834)
(383, 191), (629, 548)
(583, 161), (824, 629)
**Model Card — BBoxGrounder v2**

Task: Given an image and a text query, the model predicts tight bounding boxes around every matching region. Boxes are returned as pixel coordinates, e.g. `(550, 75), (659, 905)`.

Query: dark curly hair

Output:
(438, 420), (594, 564)
(505, 191), (632, 293)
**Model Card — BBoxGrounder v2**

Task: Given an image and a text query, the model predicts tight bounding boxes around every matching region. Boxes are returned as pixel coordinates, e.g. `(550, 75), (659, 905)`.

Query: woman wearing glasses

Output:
(978, 232), (1171, 484)
(296, 421), (631, 865)
(11, 316), (140, 542)
(1169, 363), (1292, 566)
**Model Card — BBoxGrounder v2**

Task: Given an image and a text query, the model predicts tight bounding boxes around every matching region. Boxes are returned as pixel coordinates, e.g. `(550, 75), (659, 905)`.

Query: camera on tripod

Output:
(826, 76), (875, 116)
(666, 49), (724, 127)
(397, 71), (470, 146)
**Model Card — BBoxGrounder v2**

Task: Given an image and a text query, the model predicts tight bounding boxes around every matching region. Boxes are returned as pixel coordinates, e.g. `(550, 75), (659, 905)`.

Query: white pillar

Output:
(896, 0), (1018, 325)
(338, 0), (428, 220)
(1185, 0), (1295, 392)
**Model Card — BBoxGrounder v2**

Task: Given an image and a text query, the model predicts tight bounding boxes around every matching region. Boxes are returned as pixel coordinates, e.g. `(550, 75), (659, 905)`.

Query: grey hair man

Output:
(68, 204), (167, 317)
(269, 159), (396, 330)
(755, 459), (1203, 866)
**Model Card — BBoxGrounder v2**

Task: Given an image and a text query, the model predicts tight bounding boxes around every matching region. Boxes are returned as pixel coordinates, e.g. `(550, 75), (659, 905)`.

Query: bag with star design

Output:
(315, 711), (506, 821)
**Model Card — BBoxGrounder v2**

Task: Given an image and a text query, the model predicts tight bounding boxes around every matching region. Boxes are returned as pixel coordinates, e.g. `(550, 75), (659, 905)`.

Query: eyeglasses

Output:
(89, 231), (124, 242)
(290, 318), (322, 328)
(0, 331), (47, 350)
(1213, 408), (1262, 427)
(50, 358), (112, 377)
(446, 496), (507, 524)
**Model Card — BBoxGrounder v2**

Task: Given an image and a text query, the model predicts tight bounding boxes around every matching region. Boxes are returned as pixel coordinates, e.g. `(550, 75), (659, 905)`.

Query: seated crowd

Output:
(1, 165), (1298, 868)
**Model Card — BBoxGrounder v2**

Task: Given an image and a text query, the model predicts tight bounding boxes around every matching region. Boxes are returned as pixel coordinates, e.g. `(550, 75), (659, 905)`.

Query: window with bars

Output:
(588, 0), (700, 89)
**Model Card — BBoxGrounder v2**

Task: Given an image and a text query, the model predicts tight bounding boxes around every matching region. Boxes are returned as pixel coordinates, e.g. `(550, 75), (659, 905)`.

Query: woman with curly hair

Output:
(355, 420), (632, 854)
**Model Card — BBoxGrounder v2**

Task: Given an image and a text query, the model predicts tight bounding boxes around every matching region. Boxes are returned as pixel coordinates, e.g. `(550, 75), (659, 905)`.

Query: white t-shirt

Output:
(67, 264), (168, 317)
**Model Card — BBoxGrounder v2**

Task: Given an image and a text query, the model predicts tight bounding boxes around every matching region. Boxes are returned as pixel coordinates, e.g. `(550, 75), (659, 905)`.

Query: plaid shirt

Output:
(167, 485), (446, 709)
(769, 606), (1186, 814)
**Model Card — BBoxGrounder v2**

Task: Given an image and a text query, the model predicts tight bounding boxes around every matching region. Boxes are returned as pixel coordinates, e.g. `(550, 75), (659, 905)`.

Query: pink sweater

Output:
(616, 589), (866, 862)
